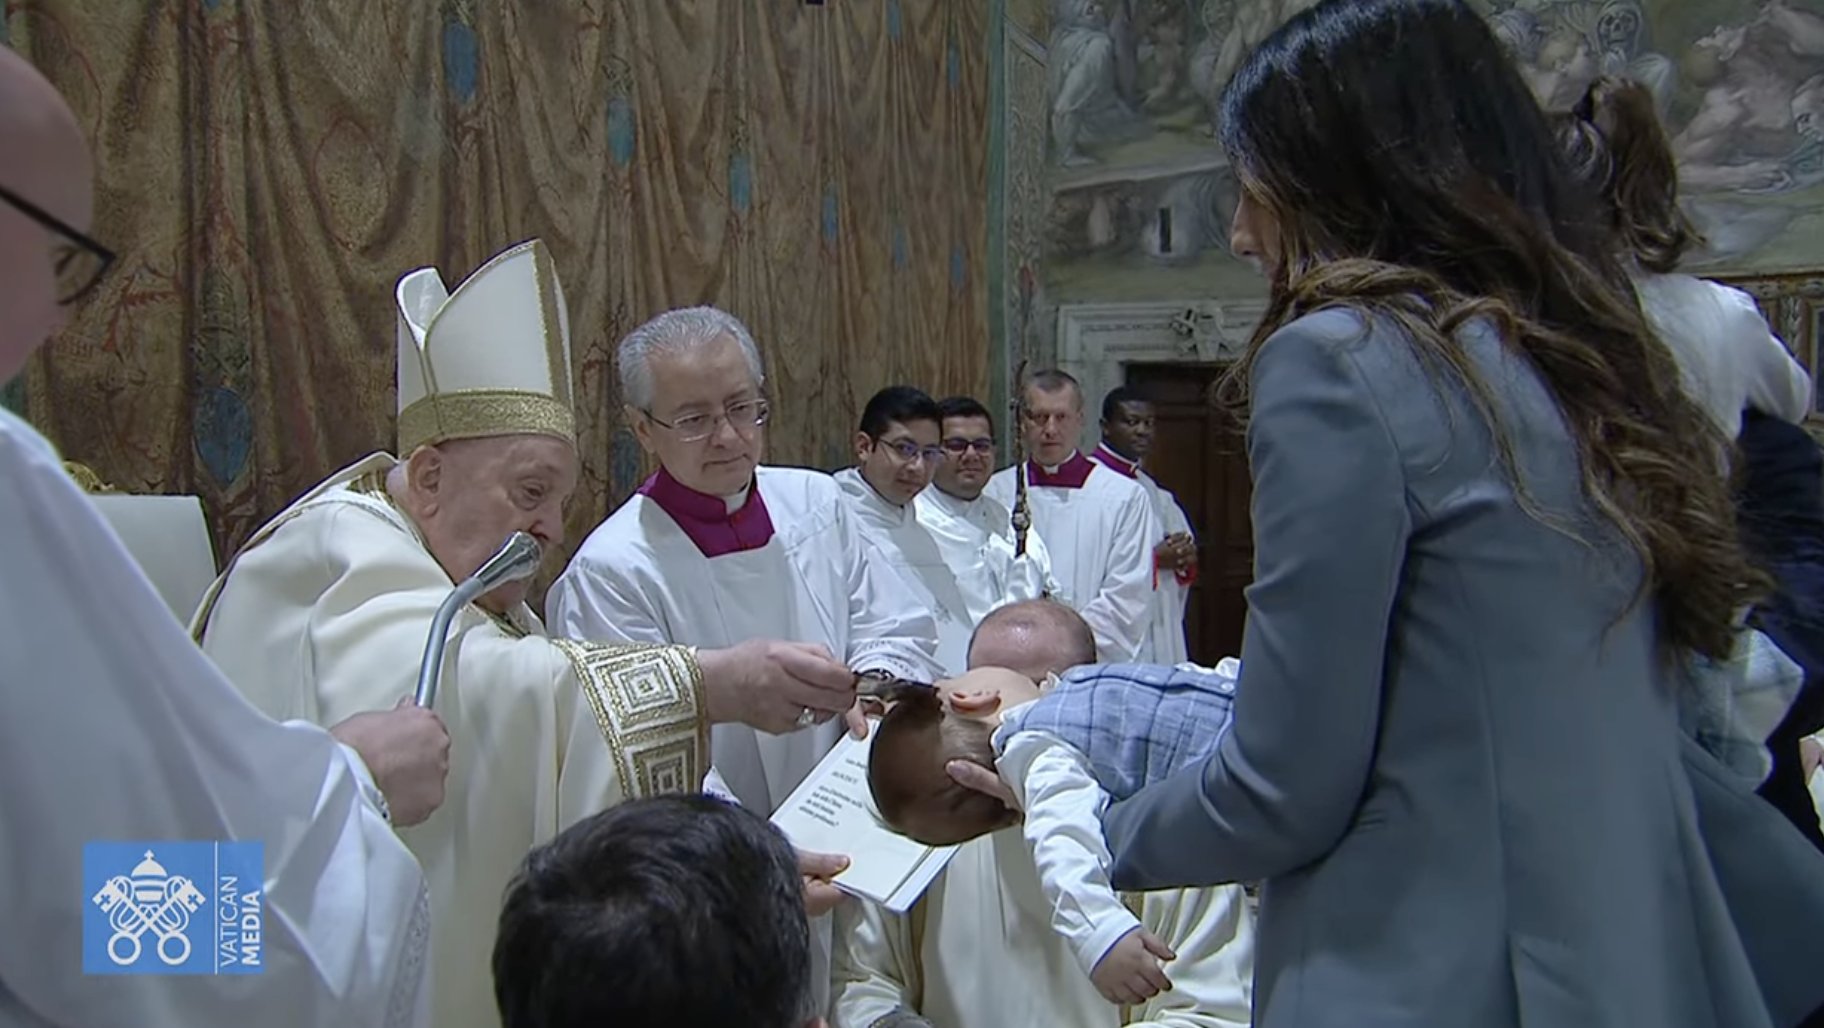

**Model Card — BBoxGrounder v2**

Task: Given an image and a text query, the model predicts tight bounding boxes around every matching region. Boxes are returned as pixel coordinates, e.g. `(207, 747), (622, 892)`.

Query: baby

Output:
(867, 659), (1240, 1006)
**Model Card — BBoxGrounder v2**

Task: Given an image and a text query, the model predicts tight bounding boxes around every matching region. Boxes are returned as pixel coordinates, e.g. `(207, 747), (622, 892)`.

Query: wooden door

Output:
(1123, 363), (1253, 662)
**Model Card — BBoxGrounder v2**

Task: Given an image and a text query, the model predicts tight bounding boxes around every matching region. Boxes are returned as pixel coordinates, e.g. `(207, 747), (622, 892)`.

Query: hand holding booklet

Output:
(770, 725), (960, 913)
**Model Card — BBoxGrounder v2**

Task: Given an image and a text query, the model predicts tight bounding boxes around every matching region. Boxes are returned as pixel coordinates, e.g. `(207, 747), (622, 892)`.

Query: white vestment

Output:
(834, 468), (976, 675)
(1091, 446), (1197, 665)
(831, 828), (1255, 1028)
(548, 465), (941, 1017)
(549, 465), (942, 812)
(195, 453), (706, 1028)
(1634, 273), (1813, 438)
(0, 411), (431, 1028)
(913, 484), (1061, 627)
(987, 456), (1160, 662)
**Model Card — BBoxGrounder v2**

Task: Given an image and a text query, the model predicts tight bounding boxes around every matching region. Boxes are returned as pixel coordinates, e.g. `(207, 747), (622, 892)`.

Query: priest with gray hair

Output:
(549, 304), (943, 1016)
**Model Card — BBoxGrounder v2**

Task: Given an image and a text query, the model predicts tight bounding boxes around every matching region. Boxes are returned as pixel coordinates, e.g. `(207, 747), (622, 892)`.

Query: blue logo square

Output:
(83, 841), (265, 975)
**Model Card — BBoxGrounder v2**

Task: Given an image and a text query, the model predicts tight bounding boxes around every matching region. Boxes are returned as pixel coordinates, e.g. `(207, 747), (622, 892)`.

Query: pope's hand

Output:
(798, 848), (851, 917)
(697, 639), (858, 735)
(329, 698), (452, 827)
(946, 758), (1021, 815)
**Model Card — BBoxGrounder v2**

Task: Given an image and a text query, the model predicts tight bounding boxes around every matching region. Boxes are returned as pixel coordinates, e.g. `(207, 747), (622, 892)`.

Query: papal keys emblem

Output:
(91, 849), (207, 967)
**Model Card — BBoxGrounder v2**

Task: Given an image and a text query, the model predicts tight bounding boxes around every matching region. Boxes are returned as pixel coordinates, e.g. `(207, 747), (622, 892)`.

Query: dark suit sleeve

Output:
(1104, 313), (1412, 888)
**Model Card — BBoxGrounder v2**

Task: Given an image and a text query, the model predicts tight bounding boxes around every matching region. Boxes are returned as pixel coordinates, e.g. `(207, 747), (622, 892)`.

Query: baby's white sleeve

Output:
(999, 730), (1143, 979)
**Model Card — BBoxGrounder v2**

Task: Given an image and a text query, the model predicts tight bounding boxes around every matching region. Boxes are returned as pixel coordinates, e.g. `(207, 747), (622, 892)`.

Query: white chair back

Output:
(88, 494), (219, 624)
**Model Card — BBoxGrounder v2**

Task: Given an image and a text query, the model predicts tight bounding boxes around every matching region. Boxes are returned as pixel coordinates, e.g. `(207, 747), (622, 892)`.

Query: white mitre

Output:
(395, 238), (576, 453)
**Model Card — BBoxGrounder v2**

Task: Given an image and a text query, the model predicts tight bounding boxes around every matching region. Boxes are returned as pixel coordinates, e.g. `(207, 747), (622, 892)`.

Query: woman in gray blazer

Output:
(1096, 1), (1779, 1025)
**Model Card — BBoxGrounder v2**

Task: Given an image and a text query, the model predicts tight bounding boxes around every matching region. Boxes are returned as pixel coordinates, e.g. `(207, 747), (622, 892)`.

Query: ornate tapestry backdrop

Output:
(4, 0), (989, 570)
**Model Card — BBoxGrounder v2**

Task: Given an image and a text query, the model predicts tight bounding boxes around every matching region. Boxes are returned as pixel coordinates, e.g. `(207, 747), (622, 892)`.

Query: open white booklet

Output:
(770, 727), (960, 913)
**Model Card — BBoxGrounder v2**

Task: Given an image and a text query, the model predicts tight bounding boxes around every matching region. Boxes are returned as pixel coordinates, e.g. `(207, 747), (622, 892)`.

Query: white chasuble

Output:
(0, 411), (431, 1028)
(987, 452), (1160, 662)
(548, 465), (942, 813)
(194, 453), (706, 1028)
(834, 468), (976, 675)
(914, 483), (1062, 627)
(830, 828), (1256, 1028)
(1092, 444), (1196, 664)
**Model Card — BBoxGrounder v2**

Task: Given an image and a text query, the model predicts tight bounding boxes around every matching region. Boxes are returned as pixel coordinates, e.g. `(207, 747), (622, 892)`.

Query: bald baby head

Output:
(0, 48), (94, 381)
(966, 599), (1097, 679)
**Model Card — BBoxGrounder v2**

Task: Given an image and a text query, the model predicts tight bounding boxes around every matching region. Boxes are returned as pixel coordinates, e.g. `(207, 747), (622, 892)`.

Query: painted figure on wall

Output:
(1041, 0), (1824, 298)
(1050, 0), (1149, 165)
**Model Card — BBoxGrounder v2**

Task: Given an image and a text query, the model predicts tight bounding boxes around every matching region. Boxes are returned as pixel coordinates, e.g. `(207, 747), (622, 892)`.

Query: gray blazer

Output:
(1682, 736), (1824, 1028)
(1104, 308), (1773, 1027)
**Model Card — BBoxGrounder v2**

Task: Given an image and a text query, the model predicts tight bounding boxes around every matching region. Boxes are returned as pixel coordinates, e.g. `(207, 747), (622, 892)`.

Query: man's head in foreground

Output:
(0, 47), (100, 382)
(494, 794), (822, 1028)
(867, 600), (1097, 846)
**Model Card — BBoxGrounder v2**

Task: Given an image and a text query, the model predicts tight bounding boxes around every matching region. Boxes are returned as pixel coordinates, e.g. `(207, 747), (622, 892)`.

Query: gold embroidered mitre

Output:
(395, 238), (576, 454)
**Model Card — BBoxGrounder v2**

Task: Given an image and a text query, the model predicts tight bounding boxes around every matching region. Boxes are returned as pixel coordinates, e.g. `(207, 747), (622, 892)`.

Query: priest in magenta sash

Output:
(1091, 386), (1198, 664)
(548, 306), (942, 815)
(986, 370), (1159, 662)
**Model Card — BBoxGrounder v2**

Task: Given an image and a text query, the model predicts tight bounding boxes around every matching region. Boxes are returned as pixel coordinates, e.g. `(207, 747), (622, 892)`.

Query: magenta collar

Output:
(1090, 443), (1139, 479)
(638, 467), (776, 557)
(1028, 451), (1097, 489)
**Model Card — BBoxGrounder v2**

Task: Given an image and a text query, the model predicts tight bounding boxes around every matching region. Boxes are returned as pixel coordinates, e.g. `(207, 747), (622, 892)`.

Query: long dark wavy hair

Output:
(1217, 0), (1760, 661)
(1553, 74), (1702, 273)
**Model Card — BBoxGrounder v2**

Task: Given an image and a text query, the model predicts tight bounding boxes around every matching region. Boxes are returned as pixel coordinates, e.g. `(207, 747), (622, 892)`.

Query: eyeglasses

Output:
(872, 436), (946, 465)
(643, 397), (770, 443)
(0, 184), (115, 304)
(941, 437), (995, 455)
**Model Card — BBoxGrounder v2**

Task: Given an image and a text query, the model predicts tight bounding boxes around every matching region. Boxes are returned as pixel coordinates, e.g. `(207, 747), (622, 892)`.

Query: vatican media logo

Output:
(82, 841), (264, 975)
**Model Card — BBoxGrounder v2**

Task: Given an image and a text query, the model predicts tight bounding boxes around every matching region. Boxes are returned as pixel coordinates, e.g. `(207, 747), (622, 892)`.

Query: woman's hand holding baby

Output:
(946, 758), (1021, 814)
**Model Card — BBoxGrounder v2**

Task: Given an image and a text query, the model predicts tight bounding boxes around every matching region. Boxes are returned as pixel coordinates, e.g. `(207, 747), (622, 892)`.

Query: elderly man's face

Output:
(403, 434), (578, 613)
(1021, 385), (1084, 468)
(633, 334), (766, 497)
(0, 51), (96, 382)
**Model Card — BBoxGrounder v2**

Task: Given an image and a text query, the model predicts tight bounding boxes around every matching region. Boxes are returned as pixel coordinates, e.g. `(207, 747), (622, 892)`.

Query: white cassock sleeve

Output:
(999, 732), (1141, 979)
(1162, 491), (1194, 541)
(1718, 283), (1813, 422)
(545, 539), (674, 646)
(838, 504), (946, 682)
(1084, 484), (1163, 664)
(1007, 525), (1065, 607)
(0, 415), (430, 1028)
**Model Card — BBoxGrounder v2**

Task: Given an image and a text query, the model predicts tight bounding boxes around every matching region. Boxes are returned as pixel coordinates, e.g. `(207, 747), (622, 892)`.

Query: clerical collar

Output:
(639, 466), (776, 557)
(1027, 450), (1096, 489)
(1091, 443), (1139, 479)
